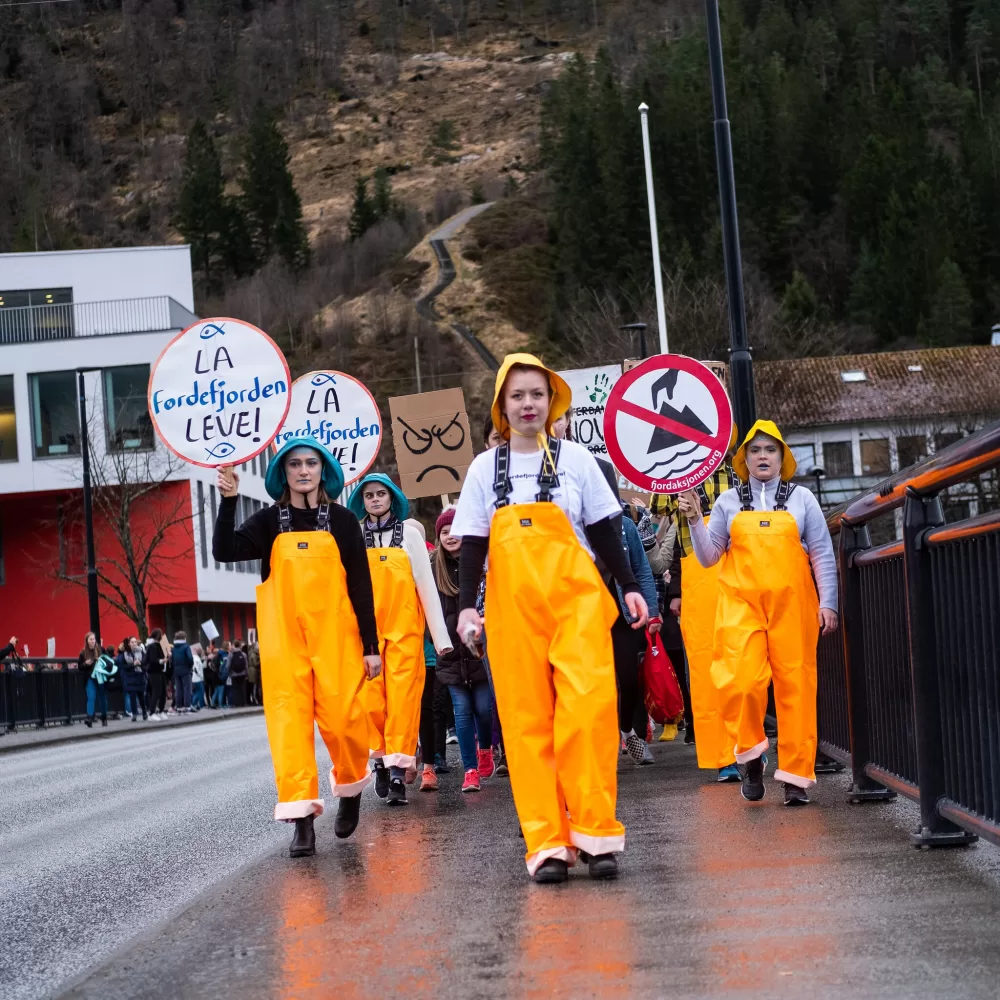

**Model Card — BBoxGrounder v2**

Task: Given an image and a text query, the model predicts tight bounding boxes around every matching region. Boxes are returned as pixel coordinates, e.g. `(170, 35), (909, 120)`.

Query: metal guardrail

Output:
(0, 296), (197, 345)
(0, 659), (125, 731)
(819, 420), (1000, 848)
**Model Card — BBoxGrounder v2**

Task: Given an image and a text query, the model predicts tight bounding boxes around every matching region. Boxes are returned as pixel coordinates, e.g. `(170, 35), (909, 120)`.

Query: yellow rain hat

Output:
(491, 353), (572, 440)
(732, 419), (798, 482)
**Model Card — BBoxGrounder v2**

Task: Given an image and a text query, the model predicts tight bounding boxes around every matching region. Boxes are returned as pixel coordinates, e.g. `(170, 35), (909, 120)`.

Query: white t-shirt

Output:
(451, 440), (622, 556)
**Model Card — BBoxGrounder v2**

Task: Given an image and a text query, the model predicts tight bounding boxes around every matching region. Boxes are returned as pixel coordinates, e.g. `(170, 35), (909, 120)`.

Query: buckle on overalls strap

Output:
(535, 437), (561, 503)
(391, 520), (405, 548)
(316, 503), (331, 532)
(738, 480), (754, 512)
(774, 481), (797, 511)
(493, 444), (512, 509)
(278, 505), (293, 532)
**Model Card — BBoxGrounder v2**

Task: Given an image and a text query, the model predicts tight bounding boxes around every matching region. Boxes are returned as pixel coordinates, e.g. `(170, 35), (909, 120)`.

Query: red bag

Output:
(641, 630), (684, 723)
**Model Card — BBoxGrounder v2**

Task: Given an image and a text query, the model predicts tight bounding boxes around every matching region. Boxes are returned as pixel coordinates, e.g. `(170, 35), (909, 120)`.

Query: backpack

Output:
(216, 652), (229, 682)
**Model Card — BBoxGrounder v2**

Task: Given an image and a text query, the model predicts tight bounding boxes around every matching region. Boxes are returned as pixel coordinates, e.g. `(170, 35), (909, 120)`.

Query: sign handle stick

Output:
(440, 494), (450, 508)
(639, 103), (669, 355)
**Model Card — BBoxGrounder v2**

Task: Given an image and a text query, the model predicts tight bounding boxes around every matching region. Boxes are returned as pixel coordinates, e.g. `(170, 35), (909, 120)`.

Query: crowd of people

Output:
(209, 351), (838, 883)
(73, 629), (261, 726)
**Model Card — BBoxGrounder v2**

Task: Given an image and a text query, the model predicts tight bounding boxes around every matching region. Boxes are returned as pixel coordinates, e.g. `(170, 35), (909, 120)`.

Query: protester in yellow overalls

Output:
(452, 354), (649, 883)
(678, 420), (838, 806)
(213, 437), (382, 857)
(347, 474), (452, 806)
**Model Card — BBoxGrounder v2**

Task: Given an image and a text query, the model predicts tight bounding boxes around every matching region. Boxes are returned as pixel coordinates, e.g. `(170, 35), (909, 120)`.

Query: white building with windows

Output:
(756, 345), (1000, 536)
(0, 245), (272, 655)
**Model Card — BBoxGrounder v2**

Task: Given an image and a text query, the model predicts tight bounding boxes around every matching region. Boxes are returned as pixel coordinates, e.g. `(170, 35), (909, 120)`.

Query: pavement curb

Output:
(0, 707), (264, 756)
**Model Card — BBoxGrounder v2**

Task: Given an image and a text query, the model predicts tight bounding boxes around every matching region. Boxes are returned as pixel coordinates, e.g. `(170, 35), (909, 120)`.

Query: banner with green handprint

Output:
(556, 364), (623, 458)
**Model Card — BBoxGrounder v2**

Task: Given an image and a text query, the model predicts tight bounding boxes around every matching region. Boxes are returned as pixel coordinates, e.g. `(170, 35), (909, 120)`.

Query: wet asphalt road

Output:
(7, 719), (997, 1000)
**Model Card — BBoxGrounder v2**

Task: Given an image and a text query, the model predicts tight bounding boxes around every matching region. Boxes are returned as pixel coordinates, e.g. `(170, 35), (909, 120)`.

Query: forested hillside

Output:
(2, 0), (998, 365)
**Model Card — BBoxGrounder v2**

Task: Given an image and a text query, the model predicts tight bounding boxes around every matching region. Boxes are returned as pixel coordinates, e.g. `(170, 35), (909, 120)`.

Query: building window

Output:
(860, 438), (891, 476)
(896, 435), (927, 470)
(823, 441), (854, 477)
(789, 443), (816, 475)
(104, 365), (153, 451)
(0, 374), (16, 462)
(935, 432), (963, 453)
(0, 288), (74, 342)
(30, 371), (79, 457)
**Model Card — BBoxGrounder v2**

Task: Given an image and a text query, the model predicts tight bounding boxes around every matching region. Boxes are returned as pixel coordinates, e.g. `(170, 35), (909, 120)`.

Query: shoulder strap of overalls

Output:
(737, 480), (754, 511)
(774, 480), (796, 511)
(535, 437), (561, 502)
(277, 505), (292, 532)
(695, 483), (711, 510)
(493, 444), (512, 508)
(391, 520), (405, 548)
(316, 503), (331, 532)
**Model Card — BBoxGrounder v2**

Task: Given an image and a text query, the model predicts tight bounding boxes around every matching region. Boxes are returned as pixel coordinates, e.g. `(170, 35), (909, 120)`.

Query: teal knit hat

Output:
(347, 473), (409, 521)
(264, 437), (345, 501)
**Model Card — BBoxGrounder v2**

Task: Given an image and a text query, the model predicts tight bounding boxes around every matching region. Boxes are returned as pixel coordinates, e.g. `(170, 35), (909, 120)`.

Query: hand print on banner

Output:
(586, 372), (613, 405)
(388, 388), (475, 499)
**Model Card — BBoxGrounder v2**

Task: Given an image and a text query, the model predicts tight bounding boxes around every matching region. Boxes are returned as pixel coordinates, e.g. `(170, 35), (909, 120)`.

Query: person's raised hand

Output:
(624, 592), (649, 630)
(217, 464), (239, 499)
(819, 608), (839, 636)
(8, 637), (16, 647)
(364, 654), (382, 680)
(676, 490), (703, 524)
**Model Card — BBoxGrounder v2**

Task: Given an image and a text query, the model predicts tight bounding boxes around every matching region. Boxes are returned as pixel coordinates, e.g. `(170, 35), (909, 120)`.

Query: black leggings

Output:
(665, 646), (694, 732)
(148, 674), (166, 714)
(419, 667), (449, 763)
(612, 613), (647, 735)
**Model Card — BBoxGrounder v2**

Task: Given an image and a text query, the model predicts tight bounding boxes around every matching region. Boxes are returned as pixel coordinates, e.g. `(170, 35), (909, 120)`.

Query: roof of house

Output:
(755, 345), (1000, 428)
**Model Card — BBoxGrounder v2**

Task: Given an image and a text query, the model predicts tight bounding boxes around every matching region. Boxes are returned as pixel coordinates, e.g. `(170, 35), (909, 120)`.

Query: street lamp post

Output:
(704, 0), (756, 440)
(620, 322), (648, 359)
(811, 465), (826, 509)
(638, 103), (669, 355)
(77, 370), (101, 644)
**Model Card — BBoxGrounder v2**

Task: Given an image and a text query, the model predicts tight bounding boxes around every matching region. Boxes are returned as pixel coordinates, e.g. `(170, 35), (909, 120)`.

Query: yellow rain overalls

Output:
(681, 514), (733, 770)
(485, 439), (625, 876)
(362, 520), (426, 769)
(711, 479), (820, 788)
(256, 503), (372, 819)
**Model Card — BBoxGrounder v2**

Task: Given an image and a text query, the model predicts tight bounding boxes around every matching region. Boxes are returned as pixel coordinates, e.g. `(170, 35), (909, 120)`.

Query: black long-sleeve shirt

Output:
(212, 496), (379, 655)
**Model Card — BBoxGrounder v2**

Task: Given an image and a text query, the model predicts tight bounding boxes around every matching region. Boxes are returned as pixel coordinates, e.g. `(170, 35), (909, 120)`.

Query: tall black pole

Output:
(77, 371), (101, 644)
(705, 0), (756, 441)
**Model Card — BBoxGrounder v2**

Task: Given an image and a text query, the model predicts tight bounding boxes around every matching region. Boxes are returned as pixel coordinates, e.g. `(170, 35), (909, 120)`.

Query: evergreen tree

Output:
(242, 105), (310, 270)
(176, 119), (242, 288)
(372, 167), (402, 223)
(348, 175), (377, 241)
(922, 258), (973, 344)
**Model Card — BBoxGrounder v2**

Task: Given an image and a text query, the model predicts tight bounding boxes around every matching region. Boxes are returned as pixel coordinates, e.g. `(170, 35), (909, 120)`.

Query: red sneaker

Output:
(419, 764), (438, 792)
(477, 748), (495, 778)
(462, 769), (481, 793)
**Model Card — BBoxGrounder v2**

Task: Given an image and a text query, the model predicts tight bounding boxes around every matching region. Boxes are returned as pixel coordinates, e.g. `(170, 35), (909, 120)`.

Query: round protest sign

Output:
(603, 354), (732, 494)
(148, 317), (291, 468)
(276, 371), (382, 485)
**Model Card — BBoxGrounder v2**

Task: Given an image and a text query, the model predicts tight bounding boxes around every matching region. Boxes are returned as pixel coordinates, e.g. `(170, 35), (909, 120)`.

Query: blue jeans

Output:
(86, 677), (108, 719)
(212, 683), (227, 707)
(447, 681), (493, 772)
(174, 670), (193, 709)
(192, 681), (205, 708)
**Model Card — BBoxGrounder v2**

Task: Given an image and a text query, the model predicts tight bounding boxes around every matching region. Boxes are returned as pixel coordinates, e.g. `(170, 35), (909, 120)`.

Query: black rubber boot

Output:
(783, 783), (810, 807)
(587, 854), (619, 879)
(386, 776), (407, 806)
(372, 760), (390, 798)
(84, 717), (93, 729)
(289, 815), (316, 858)
(533, 858), (569, 884)
(101, 715), (108, 728)
(334, 794), (362, 838)
(739, 757), (766, 801)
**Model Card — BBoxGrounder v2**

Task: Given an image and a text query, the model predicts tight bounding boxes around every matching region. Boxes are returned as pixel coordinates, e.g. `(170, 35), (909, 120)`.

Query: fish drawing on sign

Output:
(641, 370), (714, 479)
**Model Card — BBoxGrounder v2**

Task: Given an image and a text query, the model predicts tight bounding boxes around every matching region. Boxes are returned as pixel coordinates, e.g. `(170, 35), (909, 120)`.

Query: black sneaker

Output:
(289, 815), (315, 858)
(783, 783), (810, 807)
(586, 853), (619, 879)
(739, 757), (765, 801)
(533, 858), (568, 884)
(372, 760), (389, 798)
(433, 753), (451, 775)
(493, 747), (509, 776)
(334, 794), (362, 837)
(386, 777), (407, 806)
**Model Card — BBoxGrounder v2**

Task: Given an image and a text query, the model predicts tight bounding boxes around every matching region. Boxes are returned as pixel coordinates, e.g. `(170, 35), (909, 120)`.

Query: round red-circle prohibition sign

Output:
(603, 354), (732, 494)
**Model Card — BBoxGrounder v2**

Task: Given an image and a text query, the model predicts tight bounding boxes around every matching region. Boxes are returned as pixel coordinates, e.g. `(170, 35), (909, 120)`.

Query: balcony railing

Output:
(0, 296), (198, 345)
